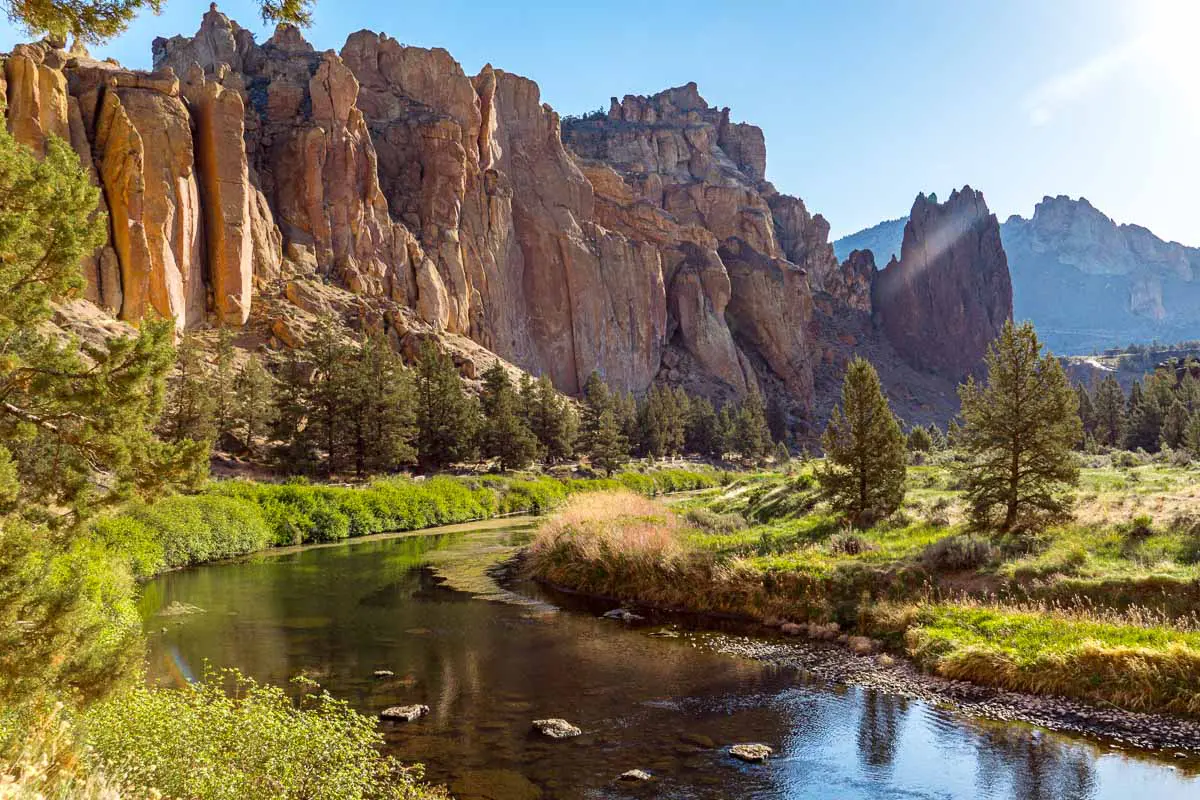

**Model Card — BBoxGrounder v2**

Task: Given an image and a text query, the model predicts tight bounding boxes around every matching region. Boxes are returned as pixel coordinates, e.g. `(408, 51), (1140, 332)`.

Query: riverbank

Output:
(524, 465), (1200, 728)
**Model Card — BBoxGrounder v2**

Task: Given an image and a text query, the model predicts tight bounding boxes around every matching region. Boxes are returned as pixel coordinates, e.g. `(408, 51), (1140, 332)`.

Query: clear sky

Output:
(3, 0), (1197, 245)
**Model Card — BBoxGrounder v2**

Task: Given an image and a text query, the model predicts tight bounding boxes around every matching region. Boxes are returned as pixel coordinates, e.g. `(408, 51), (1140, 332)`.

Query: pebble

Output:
(709, 636), (1200, 753)
(532, 718), (583, 738)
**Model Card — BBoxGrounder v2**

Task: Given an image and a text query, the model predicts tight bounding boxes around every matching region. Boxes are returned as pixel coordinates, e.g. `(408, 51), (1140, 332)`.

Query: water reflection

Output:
(144, 526), (1200, 800)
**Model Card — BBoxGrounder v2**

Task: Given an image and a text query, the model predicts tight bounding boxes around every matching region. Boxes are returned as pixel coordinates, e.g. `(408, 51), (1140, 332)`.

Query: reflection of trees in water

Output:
(856, 690), (907, 773)
(972, 727), (1097, 800)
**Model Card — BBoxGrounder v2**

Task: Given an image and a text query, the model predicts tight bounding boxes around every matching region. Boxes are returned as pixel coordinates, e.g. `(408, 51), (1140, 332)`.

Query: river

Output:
(141, 520), (1200, 799)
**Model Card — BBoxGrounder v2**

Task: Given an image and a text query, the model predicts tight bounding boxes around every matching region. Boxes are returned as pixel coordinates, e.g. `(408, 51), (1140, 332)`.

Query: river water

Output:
(141, 521), (1200, 799)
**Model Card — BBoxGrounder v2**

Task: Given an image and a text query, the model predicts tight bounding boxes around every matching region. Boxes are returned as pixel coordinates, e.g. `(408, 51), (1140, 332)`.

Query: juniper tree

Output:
(1125, 393), (1163, 452)
(271, 348), (318, 474)
(732, 383), (772, 460)
(958, 321), (1081, 531)
(528, 375), (575, 464)
(684, 397), (721, 458)
(232, 354), (276, 457)
(578, 371), (610, 455)
(212, 326), (237, 441)
(160, 332), (216, 449)
(1092, 376), (1126, 447)
(414, 342), (476, 471)
(1161, 399), (1191, 451)
(479, 362), (538, 471)
(342, 332), (415, 476)
(304, 317), (353, 475)
(907, 426), (933, 453)
(587, 405), (628, 476)
(817, 357), (906, 523)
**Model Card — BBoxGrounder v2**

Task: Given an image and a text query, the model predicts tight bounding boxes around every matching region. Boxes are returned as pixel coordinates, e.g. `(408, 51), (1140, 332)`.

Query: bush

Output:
(682, 507), (745, 534)
(1121, 515), (1155, 542)
(922, 534), (998, 571)
(828, 532), (876, 556)
(85, 668), (445, 800)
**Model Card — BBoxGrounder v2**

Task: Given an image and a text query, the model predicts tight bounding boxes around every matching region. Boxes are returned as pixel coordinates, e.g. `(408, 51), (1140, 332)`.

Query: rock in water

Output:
(379, 704), (429, 722)
(372, 669), (395, 679)
(531, 718), (582, 739)
(729, 743), (773, 763)
(617, 769), (653, 782)
(602, 608), (644, 622)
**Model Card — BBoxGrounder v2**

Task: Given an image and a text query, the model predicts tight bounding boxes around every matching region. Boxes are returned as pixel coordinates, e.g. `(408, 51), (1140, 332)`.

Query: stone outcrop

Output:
(3, 6), (1017, 435)
(872, 187), (1013, 379)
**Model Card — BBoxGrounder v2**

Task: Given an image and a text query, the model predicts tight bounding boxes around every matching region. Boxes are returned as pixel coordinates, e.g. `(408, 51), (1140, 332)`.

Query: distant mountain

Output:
(834, 196), (1200, 354)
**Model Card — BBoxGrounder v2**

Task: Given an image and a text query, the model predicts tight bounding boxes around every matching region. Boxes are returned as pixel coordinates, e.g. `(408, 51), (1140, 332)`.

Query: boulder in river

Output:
(729, 743), (773, 763)
(602, 608), (644, 623)
(380, 704), (429, 722)
(532, 718), (582, 738)
(617, 769), (653, 782)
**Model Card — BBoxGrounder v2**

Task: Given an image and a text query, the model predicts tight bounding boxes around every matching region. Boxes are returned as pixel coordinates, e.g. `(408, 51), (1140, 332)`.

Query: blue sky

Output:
(4, 0), (1197, 245)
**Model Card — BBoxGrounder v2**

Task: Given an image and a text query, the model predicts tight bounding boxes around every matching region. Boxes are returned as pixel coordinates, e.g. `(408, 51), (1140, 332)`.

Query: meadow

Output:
(526, 452), (1200, 715)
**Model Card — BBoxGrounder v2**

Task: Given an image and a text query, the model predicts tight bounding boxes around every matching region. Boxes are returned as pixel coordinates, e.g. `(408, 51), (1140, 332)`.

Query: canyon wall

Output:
(2, 5), (1014, 430)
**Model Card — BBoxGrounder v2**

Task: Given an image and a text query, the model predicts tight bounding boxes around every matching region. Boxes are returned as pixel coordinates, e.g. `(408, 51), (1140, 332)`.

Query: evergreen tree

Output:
(907, 425), (933, 453)
(479, 362), (538, 471)
(617, 391), (640, 456)
(1125, 394), (1163, 452)
(271, 348), (317, 473)
(578, 371), (610, 455)
(161, 332), (217, 448)
(1076, 384), (1096, 439)
(684, 397), (721, 458)
(342, 333), (415, 476)
(232, 354), (276, 457)
(717, 405), (737, 458)
(817, 357), (906, 523)
(587, 405), (628, 475)
(304, 317), (353, 475)
(1092, 376), (1126, 447)
(212, 326), (237, 442)
(414, 342), (475, 471)
(766, 396), (789, 444)
(732, 383), (772, 460)
(529, 376), (574, 464)
(1161, 399), (1190, 451)
(1186, 411), (1200, 457)
(639, 385), (684, 458)
(958, 321), (1081, 531)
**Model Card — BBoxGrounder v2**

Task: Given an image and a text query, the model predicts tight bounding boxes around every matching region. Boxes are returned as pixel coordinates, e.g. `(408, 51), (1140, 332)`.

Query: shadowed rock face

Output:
(2, 7), (1012, 430)
(872, 187), (1013, 380)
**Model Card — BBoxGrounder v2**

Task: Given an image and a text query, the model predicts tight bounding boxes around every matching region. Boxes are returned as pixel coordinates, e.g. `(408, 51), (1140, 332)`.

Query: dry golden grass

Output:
(531, 490), (684, 564)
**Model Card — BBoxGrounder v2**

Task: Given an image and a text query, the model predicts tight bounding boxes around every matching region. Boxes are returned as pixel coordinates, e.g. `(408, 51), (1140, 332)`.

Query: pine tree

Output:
(578, 371), (610, 455)
(817, 357), (906, 523)
(304, 317), (353, 476)
(479, 362), (538, 471)
(1092, 376), (1126, 447)
(271, 348), (318, 474)
(529, 375), (574, 464)
(1076, 384), (1096, 439)
(684, 397), (721, 458)
(1161, 399), (1190, 451)
(232, 354), (276, 456)
(588, 405), (628, 475)
(414, 342), (476, 471)
(212, 325), (237, 442)
(342, 332), (415, 476)
(1186, 411), (1200, 456)
(161, 332), (217, 448)
(907, 425), (933, 453)
(732, 383), (772, 460)
(958, 321), (1081, 531)
(1125, 394), (1163, 452)
(766, 396), (789, 444)
(717, 405), (737, 458)
(617, 391), (640, 457)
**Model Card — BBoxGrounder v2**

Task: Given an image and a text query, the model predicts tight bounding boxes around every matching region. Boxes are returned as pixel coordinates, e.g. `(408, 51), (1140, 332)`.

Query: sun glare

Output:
(1137, 0), (1200, 112)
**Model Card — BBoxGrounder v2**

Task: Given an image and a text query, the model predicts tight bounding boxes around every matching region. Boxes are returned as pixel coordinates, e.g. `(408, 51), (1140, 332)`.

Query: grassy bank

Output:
(92, 467), (724, 579)
(526, 458), (1200, 717)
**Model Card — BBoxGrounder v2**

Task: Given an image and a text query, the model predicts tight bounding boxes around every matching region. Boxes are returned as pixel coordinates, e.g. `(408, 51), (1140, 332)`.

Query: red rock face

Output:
(872, 187), (1013, 379)
(2, 8), (1013, 433)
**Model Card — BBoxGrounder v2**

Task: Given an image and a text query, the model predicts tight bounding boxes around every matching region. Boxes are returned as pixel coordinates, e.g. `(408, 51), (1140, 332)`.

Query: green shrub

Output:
(85, 668), (445, 800)
(922, 534), (998, 571)
(683, 507), (745, 534)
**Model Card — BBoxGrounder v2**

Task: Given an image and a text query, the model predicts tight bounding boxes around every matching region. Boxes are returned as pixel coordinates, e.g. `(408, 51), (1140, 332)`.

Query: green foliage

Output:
(414, 343), (477, 471)
(85, 667), (442, 800)
(730, 383), (772, 460)
(340, 332), (416, 476)
(1091, 375), (1126, 447)
(524, 375), (575, 464)
(233, 354), (277, 456)
(906, 425), (933, 453)
(921, 533), (997, 571)
(479, 362), (538, 471)
(818, 357), (907, 523)
(684, 396), (722, 457)
(161, 331), (217, 449)
(1161, 399), (1190, 450)
(958, 321), (1081, 531)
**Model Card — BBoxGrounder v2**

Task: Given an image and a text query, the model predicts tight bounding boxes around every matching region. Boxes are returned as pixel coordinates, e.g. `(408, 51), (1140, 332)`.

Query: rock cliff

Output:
(2, 5), (1009, 433)
(871, 188), (1012, 379)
